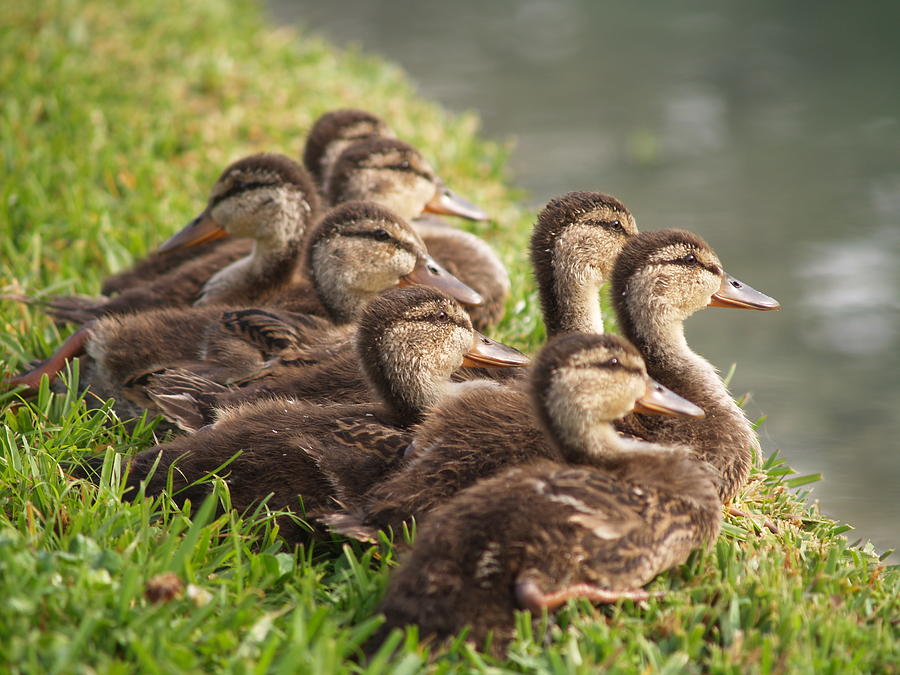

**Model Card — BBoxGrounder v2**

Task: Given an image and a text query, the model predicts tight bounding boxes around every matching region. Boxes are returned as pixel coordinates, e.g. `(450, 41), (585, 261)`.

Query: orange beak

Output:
(633, 377), (705, 418)
(424, 185), (488, 221)
(399, 254), (483, 306)
(709, 275), (780, 311)
(461, 332), (530, 368)
(158, 210), (228, 252)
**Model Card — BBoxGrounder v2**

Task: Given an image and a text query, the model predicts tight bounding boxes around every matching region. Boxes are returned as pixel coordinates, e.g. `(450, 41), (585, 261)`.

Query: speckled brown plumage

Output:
(114, 287), (521, 542)
(373, 334), (721, 649)
(301, 108), (394, 187)
(611, 229), (779, 502)
(326, 136), (509, 330)
(141, 202), (490, 428)
(45, 154), (320, 324)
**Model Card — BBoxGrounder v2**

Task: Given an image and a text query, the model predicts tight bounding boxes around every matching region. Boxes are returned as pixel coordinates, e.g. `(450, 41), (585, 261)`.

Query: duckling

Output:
(374, 333), (720, 649)
(7, 154), (320, 392)
(109, 286), (527, 544)
(301, 108), (394, 188)
(529, 191), (638, 337)
(325, 193), (640, 537)
(96, 109), (390, 296)
(326, 136), (509, 330)
(136, 201), (483, 426)
(45, 153), (320, 324)
(8, 203), (481, 416)
(610, 229), (780, 503)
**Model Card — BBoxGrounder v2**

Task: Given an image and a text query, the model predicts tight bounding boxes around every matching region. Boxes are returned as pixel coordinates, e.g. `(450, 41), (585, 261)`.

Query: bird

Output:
(326, 135), (509, 330)
(8, 202), (482, 421)
(372, 333), (720, 650)
(100, 286), (528, 544)
(325, 191), (640, 537)
(140, 200), (485, 429)
(609, 229), (780, 504)
(301, 108), (395, 189)
(46, 153), (321, 324)
(7, 154), (321, 392)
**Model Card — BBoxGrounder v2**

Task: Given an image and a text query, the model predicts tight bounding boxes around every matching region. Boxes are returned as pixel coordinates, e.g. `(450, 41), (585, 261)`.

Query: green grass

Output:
(1, 0), (898, 671)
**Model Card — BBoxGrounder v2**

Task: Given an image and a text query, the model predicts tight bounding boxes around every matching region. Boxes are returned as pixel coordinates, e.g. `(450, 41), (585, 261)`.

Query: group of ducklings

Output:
(7, 108), (780, 650)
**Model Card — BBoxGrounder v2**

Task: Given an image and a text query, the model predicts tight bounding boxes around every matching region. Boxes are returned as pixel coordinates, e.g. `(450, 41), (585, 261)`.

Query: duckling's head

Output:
(326, 137), (487, 222)
(529, 192), (638, 336)
(357, 286), (527, 420)
(305, 201), (482, 323)
(160, 154), (320, 252)
(532, 333), (702, 460)
(611, 229), (780, 340)
(302, 109), (394, 185)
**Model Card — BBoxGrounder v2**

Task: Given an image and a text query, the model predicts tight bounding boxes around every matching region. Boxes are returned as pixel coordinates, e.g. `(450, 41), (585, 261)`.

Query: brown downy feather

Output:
(302, 108), (394, 188)
(113, 288), (521, 540)
(371, 334), (721, 651)
(99, 238), (247, 297)
(326, 137), (509, 330)
(45, 154), (319, 325)
(610, 229), (777, 502)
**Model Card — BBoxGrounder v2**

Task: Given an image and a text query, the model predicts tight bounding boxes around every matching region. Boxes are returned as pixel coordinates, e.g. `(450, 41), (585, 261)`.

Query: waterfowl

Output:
(7, 154), (321, 392)
(326, 136), (509, 330)
(138, 201), (483, 427)
(326, 192), (639, 537)
(109, 286), (527, 543)
(529, 191), (638, 338)
(9, 202), (481, 418)
(43, 153), (320, 326)
(374, 333), (720, 649)
(301, 108), (394, 189)
(610, 229), (780, 503)
(98, 109), (390, 296)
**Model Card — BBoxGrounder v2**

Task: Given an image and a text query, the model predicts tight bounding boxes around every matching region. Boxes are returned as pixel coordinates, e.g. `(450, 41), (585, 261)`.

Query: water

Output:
(268, 0), (900, 557)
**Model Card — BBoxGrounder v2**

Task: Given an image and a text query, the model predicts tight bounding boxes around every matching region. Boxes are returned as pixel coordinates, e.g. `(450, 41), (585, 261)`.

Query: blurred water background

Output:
(268, 0), (900, 558)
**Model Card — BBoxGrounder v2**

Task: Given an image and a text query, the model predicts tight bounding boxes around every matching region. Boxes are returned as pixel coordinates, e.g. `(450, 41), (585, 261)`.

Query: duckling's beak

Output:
(158, 210), (229, 252)
(634, 378), (705, 418)
(462, 332), (530, 368)
(709, 275), (780, 310)
(400, 254), (484, 306)
(424, 185), (489, 221)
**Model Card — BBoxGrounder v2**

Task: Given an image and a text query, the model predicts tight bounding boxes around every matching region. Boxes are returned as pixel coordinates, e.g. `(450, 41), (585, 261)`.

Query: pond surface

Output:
(269, 0), (900, 558)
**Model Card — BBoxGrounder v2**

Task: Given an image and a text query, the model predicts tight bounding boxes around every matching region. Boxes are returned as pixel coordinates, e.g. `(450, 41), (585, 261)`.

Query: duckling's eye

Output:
(435, 311), (450, 323)
(605, 358), (619, 367)
(680, 253), (698, 265)
(399, 160), (411, 170)
(609, 220), (624, 232)
(373, 228), (390, 241)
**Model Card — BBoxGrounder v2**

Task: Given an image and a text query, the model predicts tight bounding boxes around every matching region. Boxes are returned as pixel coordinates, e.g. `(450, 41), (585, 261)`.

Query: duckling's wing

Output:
(304, 414), (412, 512)
(146, 367), (230, 432)
(220, 308), (312, 356)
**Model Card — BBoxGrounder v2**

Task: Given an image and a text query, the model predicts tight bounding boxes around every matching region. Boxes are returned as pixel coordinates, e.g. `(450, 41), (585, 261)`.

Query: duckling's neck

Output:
(320, 286), (376, 325)
(196, 214), (305, 306)
(367, 348), (456, 426)
(309, 253), (385, 325)
(621, 303), (755, 502)
(539, 261), (605, 338)
(550, 418), (628, 465)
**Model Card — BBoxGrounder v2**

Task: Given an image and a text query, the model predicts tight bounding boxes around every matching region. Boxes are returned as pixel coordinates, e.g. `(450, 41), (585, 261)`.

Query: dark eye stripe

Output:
(575, 361), (643, 375)
(583, 218), (626, 232)
(342, 230), (417, 254)
(360, 161), (433, 182)
(211, 180), (284, 207)
(663, 256), (721, 276)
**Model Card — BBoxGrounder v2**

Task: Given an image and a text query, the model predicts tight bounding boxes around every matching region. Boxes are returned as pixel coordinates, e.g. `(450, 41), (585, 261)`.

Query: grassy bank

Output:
(1, 0), (897, 671)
